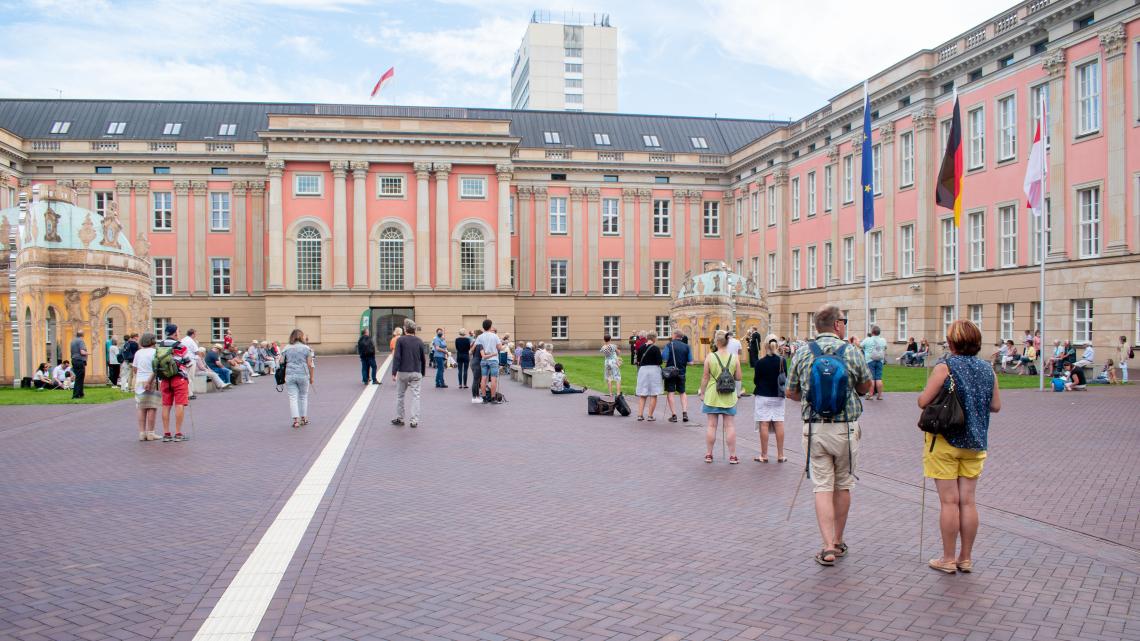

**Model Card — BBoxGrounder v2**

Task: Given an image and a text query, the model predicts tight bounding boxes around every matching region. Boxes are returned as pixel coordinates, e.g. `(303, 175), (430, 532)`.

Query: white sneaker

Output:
(470, 397), (480, 404)
(252, 373), (261, 377)
(138, 432), (147, 441)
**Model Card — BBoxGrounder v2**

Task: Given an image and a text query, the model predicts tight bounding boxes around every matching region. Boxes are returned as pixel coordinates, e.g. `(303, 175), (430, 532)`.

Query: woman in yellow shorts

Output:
(918, 320), (1001, 574)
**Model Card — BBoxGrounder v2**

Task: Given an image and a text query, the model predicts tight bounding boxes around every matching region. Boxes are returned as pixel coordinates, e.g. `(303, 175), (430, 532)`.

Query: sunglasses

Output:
(836, 318), (848, 325)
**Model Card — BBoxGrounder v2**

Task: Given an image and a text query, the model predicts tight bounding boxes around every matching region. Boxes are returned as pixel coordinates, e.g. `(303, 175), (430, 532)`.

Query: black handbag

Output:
(662, 345), (682, 382)
(918, 371), (966, 451)
(777, 358), (787, 398)
(588, 394), (615, 416)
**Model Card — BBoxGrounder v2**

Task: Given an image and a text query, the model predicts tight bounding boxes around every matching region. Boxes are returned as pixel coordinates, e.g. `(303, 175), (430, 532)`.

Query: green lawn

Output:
(0, 386), (134, 405)
(554, 356), (1046, 395)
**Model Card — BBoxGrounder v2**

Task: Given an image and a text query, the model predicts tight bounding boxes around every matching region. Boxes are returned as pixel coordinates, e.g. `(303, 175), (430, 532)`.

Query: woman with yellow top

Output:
(700, 330), (743, 464)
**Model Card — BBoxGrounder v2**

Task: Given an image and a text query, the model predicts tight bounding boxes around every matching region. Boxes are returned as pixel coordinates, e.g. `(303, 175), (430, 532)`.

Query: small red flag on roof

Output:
(370, 67), (394, 98)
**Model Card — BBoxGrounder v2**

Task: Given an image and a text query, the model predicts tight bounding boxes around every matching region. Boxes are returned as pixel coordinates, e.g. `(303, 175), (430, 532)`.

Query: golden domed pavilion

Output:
(669, 265), (769, 362)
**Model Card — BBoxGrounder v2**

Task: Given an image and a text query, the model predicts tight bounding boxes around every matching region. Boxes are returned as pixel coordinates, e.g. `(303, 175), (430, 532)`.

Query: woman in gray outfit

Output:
(280, 328), (315, 429)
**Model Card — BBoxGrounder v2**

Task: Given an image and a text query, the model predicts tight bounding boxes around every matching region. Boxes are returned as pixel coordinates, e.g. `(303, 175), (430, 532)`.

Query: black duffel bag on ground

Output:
(588, 394), (616, 416)
(614, 394), (631, 416)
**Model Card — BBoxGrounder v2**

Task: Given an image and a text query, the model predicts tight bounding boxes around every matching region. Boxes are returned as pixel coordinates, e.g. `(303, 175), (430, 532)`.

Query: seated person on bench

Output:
(519, 343), (536, 369)
(1015, 344), (1037, 375)
(550, 363), (586, 394)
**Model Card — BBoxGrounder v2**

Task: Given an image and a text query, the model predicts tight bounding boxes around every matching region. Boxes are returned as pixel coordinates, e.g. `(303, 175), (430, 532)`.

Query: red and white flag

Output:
(370, 66), (394, 98)
(1023, 99), (1046, 216)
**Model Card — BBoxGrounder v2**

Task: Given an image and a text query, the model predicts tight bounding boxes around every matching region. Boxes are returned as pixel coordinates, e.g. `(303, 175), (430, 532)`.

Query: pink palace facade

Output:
(1, 0), (1138, 360)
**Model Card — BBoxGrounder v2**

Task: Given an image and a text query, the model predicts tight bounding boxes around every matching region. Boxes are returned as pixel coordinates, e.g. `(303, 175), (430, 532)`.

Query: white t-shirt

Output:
(180, 335), (199, 356)
(725, 338), (742, 357)
(52, 365), (71, 383)
(475, 331), (501, 361)
(33, 369), (51, 383)
(132, 347), (156, 394)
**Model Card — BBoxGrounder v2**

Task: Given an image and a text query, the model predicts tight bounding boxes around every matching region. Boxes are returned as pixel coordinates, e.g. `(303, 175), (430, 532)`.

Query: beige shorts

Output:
(802, 421), (861, 493)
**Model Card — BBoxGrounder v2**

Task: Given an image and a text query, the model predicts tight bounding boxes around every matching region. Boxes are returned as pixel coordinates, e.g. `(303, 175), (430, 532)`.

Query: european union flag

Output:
(860, 81), (874, 233)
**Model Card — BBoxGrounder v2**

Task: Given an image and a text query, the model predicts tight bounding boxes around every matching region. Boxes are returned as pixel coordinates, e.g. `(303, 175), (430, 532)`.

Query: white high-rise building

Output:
(510, 11), (617, 112)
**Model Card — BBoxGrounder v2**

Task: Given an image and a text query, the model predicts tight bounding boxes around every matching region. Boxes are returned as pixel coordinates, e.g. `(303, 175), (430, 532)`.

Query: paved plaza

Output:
(1, 356), (1138, 641)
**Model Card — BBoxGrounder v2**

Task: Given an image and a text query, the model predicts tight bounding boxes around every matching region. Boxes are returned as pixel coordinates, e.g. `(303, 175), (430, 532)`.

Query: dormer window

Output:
(106, 122), (127, 135)
(50, 121), (71, 134)
(642, 134), (660, 147)
(543, 131), (561, 144)
(163, 123), (183, 135)
(690, 137), (708, 149)
(593, 133), (611, 145)
(218, 123), (237, 136)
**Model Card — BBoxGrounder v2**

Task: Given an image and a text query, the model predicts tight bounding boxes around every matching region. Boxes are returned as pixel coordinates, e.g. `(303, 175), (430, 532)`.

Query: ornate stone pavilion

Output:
(669, 266), (768, 361)
(1, 184), (151, 385)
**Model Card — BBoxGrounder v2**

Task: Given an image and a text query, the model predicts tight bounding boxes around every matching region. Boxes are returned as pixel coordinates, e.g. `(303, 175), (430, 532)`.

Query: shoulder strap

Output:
(836, 343), (847, 357)
(712, 352), (724, 370)
(809, 341), (822, 357)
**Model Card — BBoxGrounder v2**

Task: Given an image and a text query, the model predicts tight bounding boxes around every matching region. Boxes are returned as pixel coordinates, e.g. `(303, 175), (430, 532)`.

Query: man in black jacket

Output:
(357, 328), (378, 385)
(391, 322), (426, 428)
(747, 327), (762, 368)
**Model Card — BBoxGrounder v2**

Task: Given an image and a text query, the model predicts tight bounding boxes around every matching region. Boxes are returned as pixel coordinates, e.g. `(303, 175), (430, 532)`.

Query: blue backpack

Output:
(807, 342), (849, 418)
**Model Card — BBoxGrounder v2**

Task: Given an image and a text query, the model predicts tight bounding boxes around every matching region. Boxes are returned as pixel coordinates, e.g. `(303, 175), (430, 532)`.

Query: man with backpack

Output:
(156, 323), (193, 442)
(119, 333), (139, 393)
(785, 304), (872, 567)
(861, 325), (887, 401)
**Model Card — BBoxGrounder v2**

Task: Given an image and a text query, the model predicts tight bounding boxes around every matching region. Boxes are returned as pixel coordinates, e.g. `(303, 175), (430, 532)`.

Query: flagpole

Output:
(1038, 92), (1048, 392)
(863, 81), (871, 339)
(953, 88), (960, 321)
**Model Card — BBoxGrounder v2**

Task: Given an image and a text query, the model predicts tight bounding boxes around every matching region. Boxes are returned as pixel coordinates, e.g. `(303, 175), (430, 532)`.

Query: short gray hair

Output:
(815, 304), (840, 333)
(871, 325), (881, 336)
(403, 319), (416, 332)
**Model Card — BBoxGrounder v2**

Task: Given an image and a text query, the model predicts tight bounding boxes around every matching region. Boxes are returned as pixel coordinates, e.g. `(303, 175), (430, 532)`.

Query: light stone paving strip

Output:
(191, 356), (390, 641)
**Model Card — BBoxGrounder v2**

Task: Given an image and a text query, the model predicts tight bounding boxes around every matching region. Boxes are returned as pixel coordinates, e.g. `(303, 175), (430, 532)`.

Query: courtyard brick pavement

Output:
(1, 356), (1137, 641)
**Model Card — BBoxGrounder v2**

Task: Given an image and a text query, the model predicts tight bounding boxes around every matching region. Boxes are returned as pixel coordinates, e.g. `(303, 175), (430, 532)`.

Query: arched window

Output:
(377, 227), (404, 291)
(460, 227), (484, 291)
(296, 226), (322, 291)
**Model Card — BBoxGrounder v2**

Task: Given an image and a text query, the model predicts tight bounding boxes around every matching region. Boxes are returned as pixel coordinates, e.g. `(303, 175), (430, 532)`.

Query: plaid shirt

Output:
(786, 333), (872, 422)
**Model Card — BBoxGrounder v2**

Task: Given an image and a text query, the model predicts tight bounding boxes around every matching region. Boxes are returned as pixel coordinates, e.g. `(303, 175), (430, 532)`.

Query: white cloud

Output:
(368, 17), (524, 79)
(280, 35), (328, 59)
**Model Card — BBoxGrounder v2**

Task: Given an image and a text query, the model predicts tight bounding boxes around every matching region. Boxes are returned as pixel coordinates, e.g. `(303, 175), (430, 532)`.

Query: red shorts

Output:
(160, 377), (189, 407)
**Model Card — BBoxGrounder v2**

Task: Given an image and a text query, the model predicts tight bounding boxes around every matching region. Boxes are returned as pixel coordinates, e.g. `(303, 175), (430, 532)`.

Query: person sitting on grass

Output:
(32, 363), (56, 390)
(1062, 362), (1087, 391)
(52, 360), (74, 390)
(1100, 359), (1119, 384)
(550, 363), (587, 394)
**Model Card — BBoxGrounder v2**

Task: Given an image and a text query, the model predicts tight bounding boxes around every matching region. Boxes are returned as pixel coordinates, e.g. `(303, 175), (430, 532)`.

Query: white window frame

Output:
(807, 172), (817, 216)
(642, 134), (660, 147)
(968, 211), (985, 272)
(153, 258), (173, 296)
(549, 197), (568, 234)
(653, 199), (671, 236)
(900, 224), (915, 277)
(899, 131), (914, 187)
(653, 261), (671, 296)
(767, 253), (776, 292)
(217, 123), (237, 136)
(162, 122), (182, 135)
(551, 316), (568, 340)
(1030, 83), (1051, 148)
(999, 204), (1017, 268)
(655, 316), (671, 338)
(154, 317), (172, 341)
(750, 191), (759, 230)
(870, 230), (882, 281)
(843, 155), (854, 203)
(872, 144), (882, 196)
(751, 257), (760, 280)
(106, 121), (126, 135)
(543, 131), (561, 144)
(601, 198), (620, 235)
(791, 176), (800, 220)
(152, 191), (173, 231)
(377, 227), (405, 291)
(603, 315), (621, 340)
(791, 248), (801, 290)
(941, 218), (958, 274)
(94, 191), (114, 218)
(807, 245), (817, 288)
(998, 94), (1017, 161)
(1000, 303), (1015, 341)
(1032, 197), (1052, 265)
(593, 133), (611, 145)
(209, 192), (231, 232)
(969, 304), (983, 328)
(211, 317), (230, 342)
(50, 121), (72, 134)
(842, 236), (854, 284)
(1077, 185), (1101, 258)
(824, 241), (833, 284)
(602, 260), (619, 296)
(792, 313), (800, 339)
(703, 200), (719, 237)
(767, 186), (775, 226)
(824, 165), (835, 211)
(294, 174), (323, 197)
(377, 175), (405, 198)
(896, 307), (908, 342)
(942, 306), (955, 341)
(1076, 59), (1101, 136)
(549, 260), (568, 295)
(1073, 299), (1093, 343)
(459, 176), (486, 199)
(968, 107), (985, 170)
(691, 137), (708, 149)
(211, 258), (231, 296)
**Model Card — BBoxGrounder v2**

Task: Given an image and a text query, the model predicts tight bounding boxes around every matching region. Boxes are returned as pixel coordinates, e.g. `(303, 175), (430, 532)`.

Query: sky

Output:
(0, 0), (1007, 120)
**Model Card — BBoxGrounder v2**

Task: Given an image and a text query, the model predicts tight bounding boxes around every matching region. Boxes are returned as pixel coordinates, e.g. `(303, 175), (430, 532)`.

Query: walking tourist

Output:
(157, 324), (192, 442)
(862, 325), (887, 400)
(470, 329), (484, 403)
(600, 335), (622, 396)
(475, 320), (503, 403)
(784, 304), (872, 566)
(281, 329), (315, 429)
(661, 329), (691, 423)
(550, 363), (587, 394)
(454, 329), (471, 389)
(392, 320), (426, 426)
(432, 328), (449, 388)
(634, 332), (663, 421)
(69, 328), (88, 399)
(357, 328), (378, 385)
(753, 333), (787, 463)
(918, 319), (1000, 574)
(700, 330), (742, 464)
(107, 338), (121, 387)
(389, 326), (402, 351)
(132, 332), (162, 442)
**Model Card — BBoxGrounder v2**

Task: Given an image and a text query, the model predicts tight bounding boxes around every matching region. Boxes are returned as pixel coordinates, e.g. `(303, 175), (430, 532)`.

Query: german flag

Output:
(936, 95), (963, 226)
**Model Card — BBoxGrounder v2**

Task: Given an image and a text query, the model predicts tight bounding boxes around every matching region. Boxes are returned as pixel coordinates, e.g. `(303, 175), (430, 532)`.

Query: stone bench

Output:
(510, 364), (522, 382)
(521, 369), (553, 389)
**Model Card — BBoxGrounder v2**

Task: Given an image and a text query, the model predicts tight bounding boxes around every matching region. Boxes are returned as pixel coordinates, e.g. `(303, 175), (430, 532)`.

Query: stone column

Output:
(251, 181), (266, 293)
(849, 136), (865, 280)
(174, 180), (190, 294)
(232, 181), (248, 295)
(1100, 24), (1128, 255)
(569, 187), (586, 295)
(131, 180), (148, 253)
(637, 188), (651, 294)
(266, 160), (285, 290)
(757, 179), (768, 287)
(330, 160), (349, 290)
(774, 167), (789, 291)
(687, 190), (702, 274)
(192, 181), (208, 295)
(517, 185), (534, 293)
(722, 194), (735, 264)
(672, 189), (688, 291)
(586, 188), (601, 294)
(433, 162), (451, 290)
(351, 161), (369, 289)
(413, 162), (432, 289)
(534, 186), (549, 293)
(115, 180), (132, 240)
(911, 112), (937, 275)
(622, 188), (637, 295)
(1042, 51), (1067, 261)
(740, 188), (751, 280)
(496, 164), (513, 290)
(879, 122), (896, 278)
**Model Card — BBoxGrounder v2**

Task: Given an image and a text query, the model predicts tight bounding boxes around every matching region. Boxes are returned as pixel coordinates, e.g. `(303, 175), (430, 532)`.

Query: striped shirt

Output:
(786, 333), (872, 422)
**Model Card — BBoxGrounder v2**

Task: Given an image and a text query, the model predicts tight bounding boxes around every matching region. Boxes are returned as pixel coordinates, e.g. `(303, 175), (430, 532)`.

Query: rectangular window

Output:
(896, 307), (908, 342)
(603, 175), (618, 183)
(211, 167), (228, 176)
(459, 176), (486, 199)
(653, 200), (671, 236)
(163, 122), (182, 135)
(601, 198), (619, 235)
(1073, 299), (1093, 343)
(211, 258), (231, 296)
(870, 230), (882, 281)
(767, 253), (776, 292)
(655, 315), (671, 338)
(508, 196), (516, 234)
(842, 237), (854, 284)
(750, 191), (759, 230)
(565, 94), (583, 104)
(106, 121), (126, 135)
(543, 131), (562, 144)
(603, 316), (621, 340)
(654, 176), (670, 184)
(942, 218), (958, 274)
(691, 137), (709, 149)
(211, 317), (229, 342)
(209, 192), (230, 231)
(808, 312), (817, 338)
(1135, 298), (1140, 345)
(999, 205), (1017, 267)
(1000, 303), (1015, 341)
(868, 308), (877, 327)
(900, 224), (915, 277)
(767, 186), (775, 226)
(998, 95), (1017, 160)
(872, 144), (882, 195)
(642, 134), (660, 147)
(1076, 60), (1100, 135)
(968, 107), (985, 169)
(1031, 302), (1042, 333)
(153, 258), (173, 296)
(824, 241), (833, 284)
(792, 314), (800, 339)
(791, 248), (801, 290)
(217, 123), (237, 136)
(900, 131), (914, 187)
(592, 132), (610, 145)
(942, 306), (955, 341)
(294, 174), (321, 196)
(843, 155), (853, 203)
(509, 259), (517, 289)
(653, 261), (671, 296)
(703, 200), (719, 237)
(968, 211), (985, 271)
(1031, 84), (1050, 147)
(549, 197), (567, 234)
(549, 260), (568, 295)
(564, 63), (581, 73)
(551, 316), (568, 340)
(153, 167), (171, 175)
(807, 171), (817, 216)
(152, 192), (172, 230)
(602, 260), (619, 295)
(790, 177), (800, 220)
(1078, 186), (1100, 257)
(824, 165), (834, 210)
(50, 121), (72, 134)
(941, 119), (952, 154)
(153, 317), (172, 340)
(94, 191), (114, 217)
(736, 259), (743, 277)
(378, 175), (405, 197)
(969, 304), (983, 328)
(807, 245), (817, 288)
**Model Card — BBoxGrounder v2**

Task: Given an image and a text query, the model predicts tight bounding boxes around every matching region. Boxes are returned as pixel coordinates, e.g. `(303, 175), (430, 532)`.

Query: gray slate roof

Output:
(0, 99), (784, 155)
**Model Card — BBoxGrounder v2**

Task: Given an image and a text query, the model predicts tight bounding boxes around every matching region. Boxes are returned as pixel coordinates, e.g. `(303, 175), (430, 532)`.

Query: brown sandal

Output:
(815, 549), (838, 566)
(754, 456), (768, 463)
(956, 560), (973, 573)
(928, 558), (957, 574)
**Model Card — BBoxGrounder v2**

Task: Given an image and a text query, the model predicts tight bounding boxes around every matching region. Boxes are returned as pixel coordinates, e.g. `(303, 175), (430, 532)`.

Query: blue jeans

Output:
(210, 366), (232, 385)
(434, 356), (446, 386)
(361, 356), (377, 383)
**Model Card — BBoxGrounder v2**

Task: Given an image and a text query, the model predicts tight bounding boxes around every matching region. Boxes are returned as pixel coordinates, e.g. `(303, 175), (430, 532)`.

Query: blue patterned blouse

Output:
(941, 355), (995, 450)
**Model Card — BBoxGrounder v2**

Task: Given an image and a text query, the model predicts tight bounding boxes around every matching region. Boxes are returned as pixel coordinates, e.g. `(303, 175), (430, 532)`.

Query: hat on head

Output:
(526, 342), (533, 348)
(165, 323), (178, 336)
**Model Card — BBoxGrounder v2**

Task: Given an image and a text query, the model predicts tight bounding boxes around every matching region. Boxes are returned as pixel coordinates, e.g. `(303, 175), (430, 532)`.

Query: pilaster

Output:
(496, 164), (513, 290)
(534, 186), (549, 294)
(413, 162), (432, 289)
(586, 188), (601, 294)
(174, 180), (191, 294)
(673, 189), (688, 293)
(351, 161), (369, 289)
(433, 162), (451, 289)
(1043, 50), (1068, 261)
(330, 160), (349, 290)
(518, 185), (534, 293)
(115, 180), (132, 240)
(637, 188), (651, 294)
(250, 181), (266, 293)
(622, 188), (637, 295)
(880, 121), (896, 278)
(722, 193), (734, 264)
(1100, 24), (1128, 256)
(191, 181), (208, 295)
(266, 159), (285, 290)
(570, 186), (586, 295)
(774, 167), (789, 291)
(131, 180), (148, 252)
(232, 181), (248, 295)
(686, 190), (702, 274)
